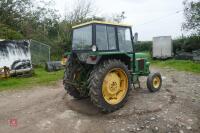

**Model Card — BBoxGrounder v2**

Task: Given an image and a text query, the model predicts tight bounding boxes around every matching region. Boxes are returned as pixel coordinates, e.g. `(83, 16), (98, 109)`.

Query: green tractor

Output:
(63, 21), (162, 112)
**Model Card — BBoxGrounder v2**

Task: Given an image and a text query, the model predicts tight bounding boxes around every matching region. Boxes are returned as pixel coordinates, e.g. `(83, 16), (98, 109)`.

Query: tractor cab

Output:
(63, 21), (162, 112)
(72, 21), (133, 53)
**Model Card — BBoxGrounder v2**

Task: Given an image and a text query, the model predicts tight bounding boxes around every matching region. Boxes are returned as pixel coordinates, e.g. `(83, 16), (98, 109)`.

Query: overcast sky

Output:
(54, 0), (186, 41)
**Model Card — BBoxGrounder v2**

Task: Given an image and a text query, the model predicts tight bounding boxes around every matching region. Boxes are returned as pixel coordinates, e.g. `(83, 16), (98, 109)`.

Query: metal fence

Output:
(30, 40), (51, 66)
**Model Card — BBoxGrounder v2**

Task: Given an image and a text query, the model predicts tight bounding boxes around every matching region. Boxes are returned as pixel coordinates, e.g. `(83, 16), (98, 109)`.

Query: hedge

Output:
(135, 35), (200, 54)
(135, 41), (152, 52)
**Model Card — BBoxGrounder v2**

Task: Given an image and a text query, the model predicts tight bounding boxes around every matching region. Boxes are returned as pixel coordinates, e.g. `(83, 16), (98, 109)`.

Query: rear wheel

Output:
(63, 56), (86, 99)
(89, 60), (131, 112)
(147, 72), (162, 92)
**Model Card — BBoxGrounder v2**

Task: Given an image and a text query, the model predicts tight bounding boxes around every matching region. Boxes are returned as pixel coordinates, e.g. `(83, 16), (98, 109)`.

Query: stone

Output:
(179, 130), (184, 133)
(167, 124), (172, 128)
(178, 123), (182, 127)
(186, 126), (192, 130)
(128, 128), (135, 132)
(121, 128), (125, 131)
(146, 125), (150, 129)
(140, 126), (145, 129)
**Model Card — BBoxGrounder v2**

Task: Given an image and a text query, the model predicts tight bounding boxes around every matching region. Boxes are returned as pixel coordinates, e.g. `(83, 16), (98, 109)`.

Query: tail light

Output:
(86, 55), (98, 64)
(89, 56), (97, 61)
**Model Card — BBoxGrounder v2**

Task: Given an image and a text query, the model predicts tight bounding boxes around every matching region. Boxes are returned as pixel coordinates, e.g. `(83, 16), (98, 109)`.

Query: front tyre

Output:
(147, 72), (162, 92)
(89, 60), (131, 112)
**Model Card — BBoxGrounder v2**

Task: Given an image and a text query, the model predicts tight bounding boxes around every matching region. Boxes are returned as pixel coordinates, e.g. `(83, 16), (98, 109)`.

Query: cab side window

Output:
(118, 27), (133, 52)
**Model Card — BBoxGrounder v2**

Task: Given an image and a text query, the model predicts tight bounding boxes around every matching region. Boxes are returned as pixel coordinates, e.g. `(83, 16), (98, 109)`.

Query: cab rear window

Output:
(96, 25), (117, 50)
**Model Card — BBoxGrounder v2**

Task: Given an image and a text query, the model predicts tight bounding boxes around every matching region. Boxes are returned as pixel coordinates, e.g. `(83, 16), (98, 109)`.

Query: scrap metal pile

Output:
(175, 50), (200, 61)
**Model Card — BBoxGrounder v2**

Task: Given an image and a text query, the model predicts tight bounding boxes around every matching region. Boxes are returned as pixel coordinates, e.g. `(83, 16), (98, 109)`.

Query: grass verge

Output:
(139, 52), (200, 73)
(0, 68), (64, 91)
(151, 59), (200, 73)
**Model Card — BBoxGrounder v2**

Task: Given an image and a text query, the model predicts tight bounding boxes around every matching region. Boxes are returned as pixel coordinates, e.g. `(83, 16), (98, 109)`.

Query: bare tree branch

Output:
(65, 0), (95, 24)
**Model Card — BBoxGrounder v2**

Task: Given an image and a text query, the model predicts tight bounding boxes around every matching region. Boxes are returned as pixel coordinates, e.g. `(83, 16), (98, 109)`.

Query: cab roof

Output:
(72, 21), (132, 29)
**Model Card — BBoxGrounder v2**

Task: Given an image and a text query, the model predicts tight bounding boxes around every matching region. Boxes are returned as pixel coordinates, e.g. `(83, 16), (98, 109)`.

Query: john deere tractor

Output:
(63, 21), (162, 112)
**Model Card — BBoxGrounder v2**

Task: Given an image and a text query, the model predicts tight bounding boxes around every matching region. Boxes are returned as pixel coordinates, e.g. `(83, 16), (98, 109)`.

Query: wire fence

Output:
(30, 40), (51, 66)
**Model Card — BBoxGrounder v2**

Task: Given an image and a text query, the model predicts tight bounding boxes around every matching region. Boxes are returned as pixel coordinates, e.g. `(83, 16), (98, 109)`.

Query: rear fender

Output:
(96, 54), (132, 70)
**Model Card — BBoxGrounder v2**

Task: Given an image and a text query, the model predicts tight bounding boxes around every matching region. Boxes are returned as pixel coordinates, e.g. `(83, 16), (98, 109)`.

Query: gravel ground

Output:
(0, 66), (199, 133)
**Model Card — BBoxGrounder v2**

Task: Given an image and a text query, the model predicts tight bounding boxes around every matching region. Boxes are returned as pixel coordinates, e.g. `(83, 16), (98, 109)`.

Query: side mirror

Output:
(134, 32), (138, 43)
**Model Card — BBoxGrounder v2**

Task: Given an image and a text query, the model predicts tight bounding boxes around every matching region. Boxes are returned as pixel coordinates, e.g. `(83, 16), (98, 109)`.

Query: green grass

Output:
(0, 68), (64, 91)
(138, 51), (200, 73)
(151, 59), (200, 73)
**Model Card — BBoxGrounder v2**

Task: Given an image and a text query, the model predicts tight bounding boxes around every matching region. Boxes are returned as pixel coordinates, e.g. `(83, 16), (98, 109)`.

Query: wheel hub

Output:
(106, 73), (120, 95)
(153, 76), (160, 88)
(110, 82), (117, 93)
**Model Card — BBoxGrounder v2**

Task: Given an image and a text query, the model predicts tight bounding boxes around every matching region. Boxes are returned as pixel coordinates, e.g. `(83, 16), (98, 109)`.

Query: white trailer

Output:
(153, 36), (173, 59)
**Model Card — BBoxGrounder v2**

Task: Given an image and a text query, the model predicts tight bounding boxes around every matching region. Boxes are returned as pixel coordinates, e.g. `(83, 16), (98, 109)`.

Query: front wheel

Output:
(147, 72), (162, 92)
(89, 60), (131, 112)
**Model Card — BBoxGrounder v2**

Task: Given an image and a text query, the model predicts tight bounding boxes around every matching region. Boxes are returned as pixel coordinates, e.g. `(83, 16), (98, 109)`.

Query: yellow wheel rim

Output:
(102, 68), (128, 105)
(153, 76), (161, 88)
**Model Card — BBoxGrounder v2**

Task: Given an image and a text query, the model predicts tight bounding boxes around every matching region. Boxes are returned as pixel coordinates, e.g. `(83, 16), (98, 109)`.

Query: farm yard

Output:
(0, 66), (200, 133)
(0, 0), (200, 133)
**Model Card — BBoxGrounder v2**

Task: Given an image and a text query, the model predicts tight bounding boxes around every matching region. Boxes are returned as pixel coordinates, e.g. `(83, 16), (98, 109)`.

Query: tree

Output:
(0, 0), (32, 31)
(0, 23), (24, 39)
(65, 0), (95, 24)
(57, 0), (96, 53)
(182, 0), (200, 35)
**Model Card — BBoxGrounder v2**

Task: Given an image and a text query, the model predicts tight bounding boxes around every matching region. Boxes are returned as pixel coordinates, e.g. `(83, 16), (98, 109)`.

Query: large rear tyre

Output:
(147, 72), (162, 92)
(63, 56), (84, 99)
(89, 60), (131, 112)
